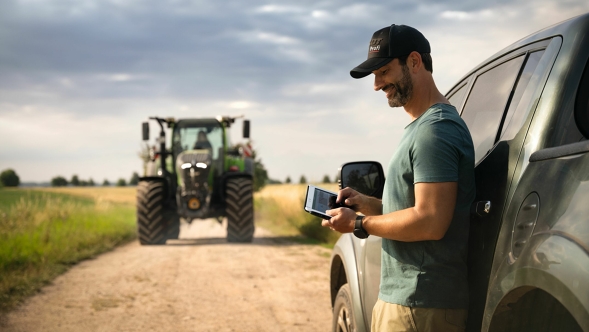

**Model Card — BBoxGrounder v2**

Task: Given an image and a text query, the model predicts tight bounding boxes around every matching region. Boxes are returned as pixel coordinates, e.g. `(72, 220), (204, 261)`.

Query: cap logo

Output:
(369, 38), (383, 53)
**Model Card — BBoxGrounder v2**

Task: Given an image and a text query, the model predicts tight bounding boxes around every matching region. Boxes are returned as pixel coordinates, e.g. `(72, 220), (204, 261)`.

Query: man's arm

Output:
(324, 181), (457, 242)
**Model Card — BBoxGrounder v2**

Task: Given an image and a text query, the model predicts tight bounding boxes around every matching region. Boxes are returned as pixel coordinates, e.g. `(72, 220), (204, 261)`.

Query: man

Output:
(323, 24), (475, 332)
(193, 130), (213, 150)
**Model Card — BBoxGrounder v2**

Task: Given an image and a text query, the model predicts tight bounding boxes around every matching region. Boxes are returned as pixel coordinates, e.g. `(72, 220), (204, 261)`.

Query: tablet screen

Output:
(305, 185), (338, 219)
(313, 188), (335, 213)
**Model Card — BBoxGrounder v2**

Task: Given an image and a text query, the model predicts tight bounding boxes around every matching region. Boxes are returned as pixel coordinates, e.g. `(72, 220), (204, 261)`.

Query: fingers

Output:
(337, 187), (356, 204)
(322, 207), (355, 233)
(326, 208), (340, 217)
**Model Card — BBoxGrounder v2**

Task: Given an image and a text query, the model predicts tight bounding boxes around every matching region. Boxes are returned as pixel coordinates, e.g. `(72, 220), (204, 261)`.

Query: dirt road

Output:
(1, 220), (333, 331)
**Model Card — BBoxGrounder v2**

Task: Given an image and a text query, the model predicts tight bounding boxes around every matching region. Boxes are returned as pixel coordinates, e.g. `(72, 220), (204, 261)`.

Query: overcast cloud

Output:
(1, 0), (588, 183)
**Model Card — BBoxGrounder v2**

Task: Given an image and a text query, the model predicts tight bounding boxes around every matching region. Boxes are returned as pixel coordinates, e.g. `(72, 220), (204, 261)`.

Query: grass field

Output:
(0, 183), (341, 311)
(0, 188), (136, 312)
(254, 183), (341, 246)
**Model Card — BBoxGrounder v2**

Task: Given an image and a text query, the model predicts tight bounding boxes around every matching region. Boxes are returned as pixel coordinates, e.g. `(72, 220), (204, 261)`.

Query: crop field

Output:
(254, 183), (341, 246)
(0, 183), (340, 312)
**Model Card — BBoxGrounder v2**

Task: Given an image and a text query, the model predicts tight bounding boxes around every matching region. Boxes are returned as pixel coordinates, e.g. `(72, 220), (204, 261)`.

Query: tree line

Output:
(2, 167), (338, 189)
(51, 172), (141, 187)
(0, 168), (142, 188)
(282, 174), (338, 185)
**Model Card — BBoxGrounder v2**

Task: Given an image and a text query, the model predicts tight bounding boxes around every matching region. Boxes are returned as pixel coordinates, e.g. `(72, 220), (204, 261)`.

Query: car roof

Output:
(447, 12), (589, 93)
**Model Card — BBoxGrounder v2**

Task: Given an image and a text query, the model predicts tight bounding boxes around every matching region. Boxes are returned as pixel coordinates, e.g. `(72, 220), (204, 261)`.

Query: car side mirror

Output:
(339, 161), (385, 199)
(243, 120), (250, 139)
(142, 122), (149, 141)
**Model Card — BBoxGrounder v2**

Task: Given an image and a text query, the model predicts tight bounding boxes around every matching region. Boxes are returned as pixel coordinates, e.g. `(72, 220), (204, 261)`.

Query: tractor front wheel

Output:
(136, 180), (180, 245)
(225, 177), (255, 243)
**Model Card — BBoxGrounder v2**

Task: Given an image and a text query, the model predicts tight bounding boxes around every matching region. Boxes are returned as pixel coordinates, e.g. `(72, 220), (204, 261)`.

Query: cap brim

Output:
(350, 57), (393, 79)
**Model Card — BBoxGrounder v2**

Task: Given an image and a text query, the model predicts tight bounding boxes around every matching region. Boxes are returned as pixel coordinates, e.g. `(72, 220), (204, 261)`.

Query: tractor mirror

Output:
(339, 161), (385, 199)
(142, 122), (149, 141)
(243, 120), (250, 139)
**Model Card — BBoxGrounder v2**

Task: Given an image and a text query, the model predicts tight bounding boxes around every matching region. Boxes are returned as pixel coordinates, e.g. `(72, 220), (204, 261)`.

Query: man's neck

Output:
(403, 76), (448, 121)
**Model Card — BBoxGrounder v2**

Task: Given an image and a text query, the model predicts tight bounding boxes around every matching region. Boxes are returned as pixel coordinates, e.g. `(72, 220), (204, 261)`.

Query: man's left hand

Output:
(322, 207), (357, 233)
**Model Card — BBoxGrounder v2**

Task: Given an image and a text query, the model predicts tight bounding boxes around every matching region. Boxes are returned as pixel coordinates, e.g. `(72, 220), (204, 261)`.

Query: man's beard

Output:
(386, 65), (413, 108)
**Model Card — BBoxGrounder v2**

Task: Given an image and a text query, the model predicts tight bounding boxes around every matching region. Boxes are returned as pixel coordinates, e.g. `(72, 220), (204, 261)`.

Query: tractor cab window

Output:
(173, 123), (223, 160)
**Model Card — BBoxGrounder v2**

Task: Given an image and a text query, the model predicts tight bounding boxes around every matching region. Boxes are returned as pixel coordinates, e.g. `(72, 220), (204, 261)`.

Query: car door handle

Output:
(472, 201), (492, 217)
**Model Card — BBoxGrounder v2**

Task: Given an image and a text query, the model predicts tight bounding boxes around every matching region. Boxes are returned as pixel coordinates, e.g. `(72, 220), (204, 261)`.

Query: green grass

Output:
(0, 188), (136, 312)
(254, 196), (340, 248)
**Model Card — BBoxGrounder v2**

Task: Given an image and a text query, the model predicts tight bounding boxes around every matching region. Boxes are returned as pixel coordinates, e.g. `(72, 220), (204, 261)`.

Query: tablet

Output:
(304, 185), (339, 220)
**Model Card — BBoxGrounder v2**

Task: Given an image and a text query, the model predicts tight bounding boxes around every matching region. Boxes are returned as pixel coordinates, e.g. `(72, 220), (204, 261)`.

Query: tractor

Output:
(137, 115), (255, 244)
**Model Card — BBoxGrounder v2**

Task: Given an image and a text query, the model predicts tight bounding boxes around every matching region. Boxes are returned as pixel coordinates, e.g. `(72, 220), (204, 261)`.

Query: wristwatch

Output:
(353, 215), (369, 239)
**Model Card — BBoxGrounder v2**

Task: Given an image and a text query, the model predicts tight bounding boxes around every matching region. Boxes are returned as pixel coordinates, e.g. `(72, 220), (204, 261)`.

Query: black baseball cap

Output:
(350, 24), (430, 79)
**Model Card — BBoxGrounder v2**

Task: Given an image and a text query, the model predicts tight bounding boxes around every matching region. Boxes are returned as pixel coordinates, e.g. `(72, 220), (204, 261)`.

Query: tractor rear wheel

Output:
(225, 177), (255, 243)
(136, 180), (180, 245)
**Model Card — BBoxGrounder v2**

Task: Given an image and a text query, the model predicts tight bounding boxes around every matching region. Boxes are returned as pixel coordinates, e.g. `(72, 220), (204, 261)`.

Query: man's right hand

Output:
(337, 187), (383, 216)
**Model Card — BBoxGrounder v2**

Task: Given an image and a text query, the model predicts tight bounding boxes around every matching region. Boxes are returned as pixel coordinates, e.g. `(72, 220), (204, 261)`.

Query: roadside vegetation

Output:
(254, 183), (341, 247)
(0, 188), (136, 312)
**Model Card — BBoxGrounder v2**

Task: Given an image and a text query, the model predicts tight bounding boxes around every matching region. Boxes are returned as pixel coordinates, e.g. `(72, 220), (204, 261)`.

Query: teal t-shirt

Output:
(379, 103), (475, 309)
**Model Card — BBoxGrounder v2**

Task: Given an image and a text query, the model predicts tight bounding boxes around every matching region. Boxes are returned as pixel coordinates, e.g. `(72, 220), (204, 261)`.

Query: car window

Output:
(447, 83), (468, 112)
(461, 55), (526, 163)
(499, 51), (545, 141)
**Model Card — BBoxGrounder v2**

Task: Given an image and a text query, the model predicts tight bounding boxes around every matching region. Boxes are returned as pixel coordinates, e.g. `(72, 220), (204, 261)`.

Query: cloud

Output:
(254, 4), (305, 14)
(440, 9), (495, 21)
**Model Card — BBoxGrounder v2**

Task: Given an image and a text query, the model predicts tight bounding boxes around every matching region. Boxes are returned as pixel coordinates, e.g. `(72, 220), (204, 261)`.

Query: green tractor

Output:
(137, 116), (255, 244)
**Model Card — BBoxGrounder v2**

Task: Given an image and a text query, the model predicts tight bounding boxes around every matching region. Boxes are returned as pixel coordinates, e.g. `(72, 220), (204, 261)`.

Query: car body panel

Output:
(330, 234), (368, 332)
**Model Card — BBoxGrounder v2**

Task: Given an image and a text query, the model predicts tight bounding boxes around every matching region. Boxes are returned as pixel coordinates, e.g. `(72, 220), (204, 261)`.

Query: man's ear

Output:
(408, 51), (422, 72)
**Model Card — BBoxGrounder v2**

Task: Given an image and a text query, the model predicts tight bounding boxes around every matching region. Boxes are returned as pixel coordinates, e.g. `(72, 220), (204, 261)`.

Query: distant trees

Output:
(129, 172), (140, 186)
(267, 178), (282, 184)
(46, 173), (140, 187)
(322, 175), (331, 183)
(0, 169), (20, 187)
(51, 176), (68, 187)
(50, 175), (98, 187)
(70, 175), (80, 186)
(285, 176), (292, 184)
(299, 175), (307, 184)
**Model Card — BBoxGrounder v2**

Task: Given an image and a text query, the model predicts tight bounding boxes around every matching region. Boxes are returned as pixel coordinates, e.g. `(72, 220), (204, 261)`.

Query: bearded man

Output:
(323, 24), (476, 332)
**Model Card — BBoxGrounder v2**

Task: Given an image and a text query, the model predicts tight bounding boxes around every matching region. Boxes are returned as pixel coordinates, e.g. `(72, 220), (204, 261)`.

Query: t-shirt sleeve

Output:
(412, 120), (461, 183)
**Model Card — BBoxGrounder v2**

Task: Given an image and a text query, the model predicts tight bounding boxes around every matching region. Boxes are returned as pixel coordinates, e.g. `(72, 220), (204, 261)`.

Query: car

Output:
(329, 13), (589, 332)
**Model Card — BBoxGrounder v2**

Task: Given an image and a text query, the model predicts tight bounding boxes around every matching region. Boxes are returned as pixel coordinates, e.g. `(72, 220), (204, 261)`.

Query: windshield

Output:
(173, 122), (223, 159)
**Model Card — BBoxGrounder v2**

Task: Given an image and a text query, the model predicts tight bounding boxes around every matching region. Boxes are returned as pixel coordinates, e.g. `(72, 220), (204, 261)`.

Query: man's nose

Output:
(373, 74), (384, 91)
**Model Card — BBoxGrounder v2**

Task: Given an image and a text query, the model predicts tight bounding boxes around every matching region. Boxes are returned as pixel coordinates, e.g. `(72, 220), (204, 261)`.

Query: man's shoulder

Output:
(418, 103), (469, 132)
(421, 103), (460, 121)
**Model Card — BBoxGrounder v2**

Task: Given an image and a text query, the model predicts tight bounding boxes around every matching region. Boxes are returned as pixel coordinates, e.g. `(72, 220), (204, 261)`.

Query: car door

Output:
(448, 37), (562, 331)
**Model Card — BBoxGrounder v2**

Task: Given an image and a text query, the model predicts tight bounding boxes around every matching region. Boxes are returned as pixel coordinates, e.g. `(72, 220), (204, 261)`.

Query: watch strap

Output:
(353, 215), (369, 239)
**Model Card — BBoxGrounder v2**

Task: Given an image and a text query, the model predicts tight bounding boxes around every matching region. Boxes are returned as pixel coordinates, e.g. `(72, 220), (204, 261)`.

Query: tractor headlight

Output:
(188, 197), (201, 210)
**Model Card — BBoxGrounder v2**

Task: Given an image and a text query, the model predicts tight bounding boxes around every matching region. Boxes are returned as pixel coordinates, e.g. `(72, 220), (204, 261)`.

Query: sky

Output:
(1, 0), (588, 184)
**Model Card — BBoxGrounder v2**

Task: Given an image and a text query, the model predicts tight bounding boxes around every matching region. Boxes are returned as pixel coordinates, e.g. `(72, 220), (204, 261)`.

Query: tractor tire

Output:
(225, 177), (255, 243)
(136, 180), (180, 245)
(332, 284), (356, 332)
